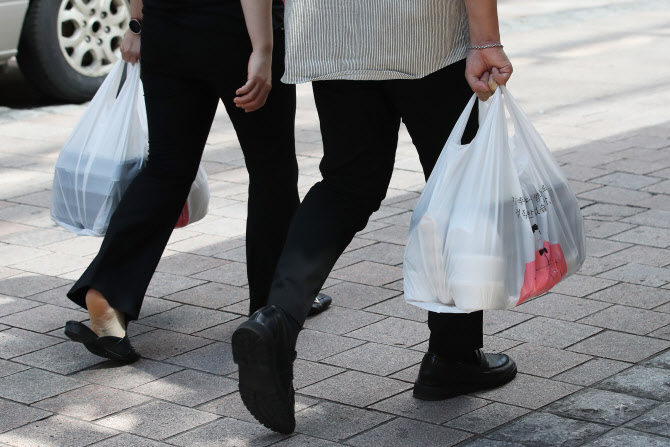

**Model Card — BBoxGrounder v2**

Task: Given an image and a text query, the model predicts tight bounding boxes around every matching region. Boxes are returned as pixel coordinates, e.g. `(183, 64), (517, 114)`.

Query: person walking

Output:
(231, 0), (518, 434)
(63, 0), (330, 363)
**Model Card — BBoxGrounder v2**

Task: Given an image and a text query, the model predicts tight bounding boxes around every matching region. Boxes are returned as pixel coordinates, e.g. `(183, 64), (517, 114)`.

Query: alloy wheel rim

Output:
(57, 0), (129, 77)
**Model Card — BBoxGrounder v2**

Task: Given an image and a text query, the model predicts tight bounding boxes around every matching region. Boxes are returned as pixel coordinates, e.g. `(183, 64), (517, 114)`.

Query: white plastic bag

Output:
(175, 165), (210, 228)
(51, 61), (148, 236)
(403, 86), (585, 313)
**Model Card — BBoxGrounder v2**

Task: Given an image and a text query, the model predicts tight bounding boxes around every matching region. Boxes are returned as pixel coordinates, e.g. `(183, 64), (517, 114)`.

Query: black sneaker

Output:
(413, 350), (517, 401)
(232, 305), (296, 434)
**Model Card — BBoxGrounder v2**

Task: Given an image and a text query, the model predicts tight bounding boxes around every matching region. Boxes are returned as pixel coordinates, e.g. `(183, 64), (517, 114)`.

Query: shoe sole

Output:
(64, 322), (139, 364)
(232, 321), (295, 434)
(413, 363), (518, 401)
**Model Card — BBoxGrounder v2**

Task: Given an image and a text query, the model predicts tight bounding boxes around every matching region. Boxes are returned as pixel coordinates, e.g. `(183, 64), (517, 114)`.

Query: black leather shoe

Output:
(64, 321), (140, 364)
(308, 293), (332, 316)
(413, 350), (517, 401)
(232, 305), (296, 434)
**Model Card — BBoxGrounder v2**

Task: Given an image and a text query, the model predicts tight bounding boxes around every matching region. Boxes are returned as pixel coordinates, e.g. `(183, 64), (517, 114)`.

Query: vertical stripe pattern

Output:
(282, 0), (470, 84)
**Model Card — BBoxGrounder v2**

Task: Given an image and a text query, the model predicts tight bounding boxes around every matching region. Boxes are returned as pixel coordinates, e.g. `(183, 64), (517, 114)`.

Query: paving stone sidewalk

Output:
(1, 1), (670, 446)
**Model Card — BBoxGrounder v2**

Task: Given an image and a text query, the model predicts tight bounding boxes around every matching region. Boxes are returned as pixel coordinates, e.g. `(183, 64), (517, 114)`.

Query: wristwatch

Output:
(129, 19), (142, 35)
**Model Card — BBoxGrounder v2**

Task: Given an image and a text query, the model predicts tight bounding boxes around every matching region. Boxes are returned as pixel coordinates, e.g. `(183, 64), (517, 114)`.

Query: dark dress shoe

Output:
(232, 305), (296, 434)
(308, 293), (332, 316)
(64, 321), (140, 364)
(413, 350), (517, 401)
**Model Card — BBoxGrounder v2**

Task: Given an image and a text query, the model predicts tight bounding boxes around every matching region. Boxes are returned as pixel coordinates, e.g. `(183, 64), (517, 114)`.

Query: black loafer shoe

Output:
(64, 321), (140, 364)
(308, 293), (332, 317)
(232, 305), (296, 434)
(413, 349), (517, 401)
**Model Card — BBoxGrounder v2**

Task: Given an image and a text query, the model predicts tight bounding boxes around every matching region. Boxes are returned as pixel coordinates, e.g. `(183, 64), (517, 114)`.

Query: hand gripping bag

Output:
(51, 61), (148, 236)
(175, 165), (210, 228)
(403, 86), (585, 313)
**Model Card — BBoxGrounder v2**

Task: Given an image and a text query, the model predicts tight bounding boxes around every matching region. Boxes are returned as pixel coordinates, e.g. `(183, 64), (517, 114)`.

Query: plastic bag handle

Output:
(446, 93), (478, 146)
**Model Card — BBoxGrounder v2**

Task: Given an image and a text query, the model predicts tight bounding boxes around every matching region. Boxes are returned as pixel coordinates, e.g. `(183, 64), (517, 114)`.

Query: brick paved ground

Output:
(1, 1), (669, 446)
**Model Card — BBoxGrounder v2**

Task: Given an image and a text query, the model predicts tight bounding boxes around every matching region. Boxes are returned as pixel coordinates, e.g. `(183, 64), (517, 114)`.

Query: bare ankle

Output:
(85, 289), (126, 338)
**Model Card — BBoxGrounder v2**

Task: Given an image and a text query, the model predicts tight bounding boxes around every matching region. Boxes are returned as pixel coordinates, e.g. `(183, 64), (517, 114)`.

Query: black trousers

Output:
(68, 26), (299, 321)
(268, 59), (484, 354)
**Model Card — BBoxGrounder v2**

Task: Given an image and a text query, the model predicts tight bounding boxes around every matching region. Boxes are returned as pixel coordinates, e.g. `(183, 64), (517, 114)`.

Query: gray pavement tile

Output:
(0, 368), (84, 404)
(0, 359), (28, 378)
(145, 272), (206, 298)
(0, 228), (73, 248)
(199, 392), (317, 423)
(569, 330), (670, 363)
(515, 293), (611, 321)
(504, 343), (591, 378)
(553, 358), (632, 387)
(97, 401), (218, 440)
(611, 226), (670, 248)
(579, 305), (670, 335)
(383, 279), (404, 292)
(585, 237), (632, 258)
(591, 172), (662, 190)
(643, 350), (670, 370)
(136, 297), (181, 319)
(445, 402), (530, 434)
(321, 282), (399, 310)
(33, 384), (151, 421)
(344, 242), (406, 266)
(483, 335), (523, 354)
(293, 359), (344, 390)
(554, 164), (609, 182)
(165, 282), (248, 309)
(497, 316), (601, 349)
(295, 401), (392, 441)
(168, 417), (287, 447)
(388, 364), (419, 383)
(625, 402), (670, 437)
(193, 317), (244, 343)
(0, 206), (50, 226)
(370, 390), (488, 424)
(130, 329), (213, 361)
(472, 374), (581, 410)
(26, 284), (79, 309)
(579, 186), (653, 207)
(0, 415), (117, 447)
(132, 369), (237, 407)
(331, 261), (403, 287)
(365, 295), (428, 322)
(358, 225), (410, 245)
(622, 209), (670, 229)
(649, 325), (670, 341)
(550, 274), (617, 297)
(156, 253), (227, 276)
(566, 180), (602, 195)
(604, 245), (670, 268)
(582, 427), (670, 447)
(638, 194), (670, 212)
(10, 253), (90, 276)
(42, 236), (102, 257)
(346, 317), (428, 347)
(0, 304), (86, 333)
(300, 370), (411, 407)
(578, 256), (627, 276)
(0, 296), (41, 317)
(214, 245), (246, 263)
(71, 358), (182, 390)
(346, 417), (472, 447)
(487, 412), (609, 447)
(0, 328), (62, 359)
(271, 434), (339, 447)
(483, 311), (534, 335)
(90, 433), (173, 447)
(598, 366), (670, 401)
(166, 341), (237, 375)
(13, 340), (106, 374)
(167, 234), (245, 258)
(547, 388), (658, 426)
(601, 159), (663, 175)
(0, 273), (71, 298)
(302, 306), (384, 336)
(191, 262), (248, 286)
(584, 220), (636, 238)
(581, 203), (646, 221)
(138, 305), (238, 334)
(323, 342), (423, 376)
(343, 237), (377, 253)
(588, 282), (670, 309)
(296, 329), (365, 362)
(460, 439), (523, 447)
(0, 398), (51, 433)
(221, 299), (250, 316)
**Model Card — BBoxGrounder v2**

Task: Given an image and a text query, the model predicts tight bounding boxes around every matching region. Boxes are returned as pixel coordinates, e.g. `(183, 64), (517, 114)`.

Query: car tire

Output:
(17, 0), (127, 103)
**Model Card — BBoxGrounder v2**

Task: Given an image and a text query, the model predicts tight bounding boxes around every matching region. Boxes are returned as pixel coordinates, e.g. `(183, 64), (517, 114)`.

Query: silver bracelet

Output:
(469, 43), (504, 50)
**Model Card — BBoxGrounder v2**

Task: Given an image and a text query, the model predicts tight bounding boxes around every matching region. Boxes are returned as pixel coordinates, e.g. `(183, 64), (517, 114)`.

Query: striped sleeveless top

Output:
(281, 0), (470, 84)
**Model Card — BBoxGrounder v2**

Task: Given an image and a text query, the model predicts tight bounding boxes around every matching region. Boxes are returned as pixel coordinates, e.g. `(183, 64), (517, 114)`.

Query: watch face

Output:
(129, 19), (141, 34)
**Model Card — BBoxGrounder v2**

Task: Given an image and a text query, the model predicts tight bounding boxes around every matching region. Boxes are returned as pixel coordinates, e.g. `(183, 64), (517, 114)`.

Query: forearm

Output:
(464, 0), (501, 46)
(240, 0), (273, 53)
(129, 0), (143, 19)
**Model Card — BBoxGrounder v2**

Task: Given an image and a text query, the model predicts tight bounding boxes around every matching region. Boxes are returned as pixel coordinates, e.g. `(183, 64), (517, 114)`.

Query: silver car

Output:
(0, 0), (129, 103)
